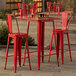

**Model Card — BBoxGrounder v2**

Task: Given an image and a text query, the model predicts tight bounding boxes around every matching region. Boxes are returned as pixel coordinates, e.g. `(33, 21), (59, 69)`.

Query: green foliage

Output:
(47, 0), (57, 2)
(47, 0), (53, 2)
(24, 0), (33, 4)
(22, 36), (35, 46)
(0, 23), (35, 45)
(0, 23), (12, 45)
(0, 10), (12, 19)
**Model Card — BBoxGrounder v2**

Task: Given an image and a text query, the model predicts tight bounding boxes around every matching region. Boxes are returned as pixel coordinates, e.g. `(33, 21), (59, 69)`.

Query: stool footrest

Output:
(8, 55), (28, 59)
(28, 49), (70, 57)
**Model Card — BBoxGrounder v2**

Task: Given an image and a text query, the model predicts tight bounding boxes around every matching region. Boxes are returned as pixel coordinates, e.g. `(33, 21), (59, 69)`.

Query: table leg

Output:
(41, 22), (45, 62)
(37, 21), (42, 70)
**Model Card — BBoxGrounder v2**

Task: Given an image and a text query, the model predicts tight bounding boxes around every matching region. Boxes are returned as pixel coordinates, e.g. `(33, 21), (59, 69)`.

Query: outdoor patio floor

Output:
(0, 15), (76, 76)
(0, 47), (76, 76)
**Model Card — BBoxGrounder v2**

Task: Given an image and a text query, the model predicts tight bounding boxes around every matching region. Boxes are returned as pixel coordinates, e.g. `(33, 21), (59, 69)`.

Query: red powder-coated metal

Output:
(4, 14), (31, 73)
(48, 12), (72, 64)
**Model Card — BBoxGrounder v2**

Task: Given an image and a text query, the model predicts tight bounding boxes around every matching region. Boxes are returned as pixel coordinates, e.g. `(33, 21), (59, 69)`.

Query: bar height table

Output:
(21, 17), (60, 70)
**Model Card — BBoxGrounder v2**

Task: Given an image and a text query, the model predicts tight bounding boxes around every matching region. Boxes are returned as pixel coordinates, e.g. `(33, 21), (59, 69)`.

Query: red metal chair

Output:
(29, 2), (38, 16)
(46, 2), (50, 12)
(46, 2), (49, 10)
(46, 2), (52, 14)
(18, 3), (21, 15)
(22, 3), (29, 16)
(20, 3), (29, 18)
(4, 14), (31, 72)
(48, 2), (56, 14)
(48, 12), (72, 64)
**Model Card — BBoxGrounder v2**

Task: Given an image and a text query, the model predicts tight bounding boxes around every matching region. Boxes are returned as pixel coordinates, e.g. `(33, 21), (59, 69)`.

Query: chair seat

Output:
(9, 33), (27, 38)
(53, 29), (68, 33)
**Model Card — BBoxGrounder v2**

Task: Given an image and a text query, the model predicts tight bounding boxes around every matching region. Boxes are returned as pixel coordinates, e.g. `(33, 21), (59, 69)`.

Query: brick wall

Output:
(0, 0), (6, 11)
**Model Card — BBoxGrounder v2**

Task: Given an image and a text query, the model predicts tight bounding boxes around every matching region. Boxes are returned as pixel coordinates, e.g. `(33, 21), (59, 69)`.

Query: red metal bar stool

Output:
(29, 2), (38, 16)
(20, 3), (29, 18)
(48, 12), (72, 64)
(4, 14), (31, 73)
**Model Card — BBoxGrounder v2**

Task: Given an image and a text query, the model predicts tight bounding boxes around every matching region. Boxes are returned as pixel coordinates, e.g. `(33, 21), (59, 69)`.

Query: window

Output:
(33, 0), (42, 12)
(6, 0), (22, 15)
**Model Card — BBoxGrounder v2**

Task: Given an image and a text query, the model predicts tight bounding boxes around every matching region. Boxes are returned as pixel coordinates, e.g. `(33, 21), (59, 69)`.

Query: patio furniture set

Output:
(4, 2), (72, 73)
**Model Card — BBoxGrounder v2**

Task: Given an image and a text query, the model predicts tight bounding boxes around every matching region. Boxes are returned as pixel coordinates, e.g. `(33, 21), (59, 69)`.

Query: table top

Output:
(21, 17), (60, 22)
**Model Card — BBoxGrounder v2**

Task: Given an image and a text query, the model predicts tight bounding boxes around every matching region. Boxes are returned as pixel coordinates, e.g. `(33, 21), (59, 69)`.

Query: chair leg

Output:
(67, 33), (72, 61)
(41, 22), (45, 63)
(48, 31), (53, 62)
(60, 32), (64, 64)
(54, 32), (59, 66)
(20, 9), (23, 18)
(53, 30), (59, 66)
(56, 33), (60, 66)
(4, 36), (10, 69)
(14, 37), (17, 73)
(26, 38), (31, 70)
(23, 40), (27, 66)
(18, 37), (21, 67)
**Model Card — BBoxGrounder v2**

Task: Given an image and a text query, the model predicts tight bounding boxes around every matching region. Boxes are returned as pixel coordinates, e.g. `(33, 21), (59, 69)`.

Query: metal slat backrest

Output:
(62, 12), (72, 30)
(5, 14), (20, 34)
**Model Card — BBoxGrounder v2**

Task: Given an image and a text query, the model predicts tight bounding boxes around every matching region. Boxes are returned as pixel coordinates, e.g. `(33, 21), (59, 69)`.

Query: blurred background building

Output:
(0, 0), (76, 14)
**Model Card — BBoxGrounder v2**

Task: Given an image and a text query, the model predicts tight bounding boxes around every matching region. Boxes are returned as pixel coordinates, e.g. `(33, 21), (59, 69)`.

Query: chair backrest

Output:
(49, 2), (56, 12)
(33, 2), (38, 12)
(18, 3), (21, 10)
(59, 2), (62, 8)
(49, 2), (55, 6)
(32, 2), (38, 15)
(47, 2), (49, 8)
(22, 3), (29, 16)
(56, 6), (60, 15)
(34, 2), (38, 9)
(62, 12), (72, 30)
(5, 14), (20, 34)
(22, 3), (28, 9)
(59, 1), (62, 11)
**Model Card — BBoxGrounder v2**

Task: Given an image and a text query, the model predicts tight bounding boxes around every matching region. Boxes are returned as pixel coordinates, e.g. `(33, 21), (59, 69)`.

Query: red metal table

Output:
(21, 17), (59, 70)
